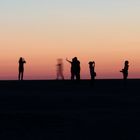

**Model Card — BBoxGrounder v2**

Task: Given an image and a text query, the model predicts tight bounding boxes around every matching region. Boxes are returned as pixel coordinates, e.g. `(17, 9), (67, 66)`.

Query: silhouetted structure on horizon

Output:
(66, 57), (80, 80)
(56, 58), (64, 80)
(120, 60), (129, 81)
(18, 57), (26, 80)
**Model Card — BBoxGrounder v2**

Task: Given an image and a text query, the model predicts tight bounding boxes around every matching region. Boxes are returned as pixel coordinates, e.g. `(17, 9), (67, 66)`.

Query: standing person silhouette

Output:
(18, 57), (26, 80)
(73, 57), (80, 80)
(56, 58), (64, 80)
(120, 60), (129, 80)
(66, 57), (80, 80)
(89, 61), (96, 80)
(66, 58), (74, 80)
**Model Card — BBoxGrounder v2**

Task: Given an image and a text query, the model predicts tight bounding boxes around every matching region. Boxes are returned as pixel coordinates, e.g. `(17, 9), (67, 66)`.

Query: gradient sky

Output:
(0, 0), (140, 79)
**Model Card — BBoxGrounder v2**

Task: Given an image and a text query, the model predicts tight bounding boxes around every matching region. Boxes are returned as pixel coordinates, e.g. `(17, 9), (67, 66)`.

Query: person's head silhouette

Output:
(89, 61), (95, 66)
(19, 57), (22, 61)
(125, 60), (129, 65)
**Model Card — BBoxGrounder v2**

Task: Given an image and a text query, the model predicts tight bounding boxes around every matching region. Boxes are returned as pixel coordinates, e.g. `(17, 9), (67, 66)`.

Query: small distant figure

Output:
(56, 59), (64, 80)
(18, 57), (26, 80)
(66, 57), (81, 80)
(120, 60), (129, 80)
(89, 61), (96, 80)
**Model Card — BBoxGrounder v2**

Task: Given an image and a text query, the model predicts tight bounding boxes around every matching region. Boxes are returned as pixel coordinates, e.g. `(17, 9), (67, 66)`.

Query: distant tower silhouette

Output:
(120, 60), (129, 80)
(66, 57), (81, 80)
(18, 57), (26, 80)
(56, 58), (64, 80)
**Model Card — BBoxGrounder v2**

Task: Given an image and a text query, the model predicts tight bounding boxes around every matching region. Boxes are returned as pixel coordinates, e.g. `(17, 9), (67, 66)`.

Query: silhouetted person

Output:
(66, 58), (74, 80)
(18, 57), (26, 80)
(66, 57), (81, 80)
(120, 60), (129, 81)
(56, 59), (64, 80)
(89, 61), (96, 80)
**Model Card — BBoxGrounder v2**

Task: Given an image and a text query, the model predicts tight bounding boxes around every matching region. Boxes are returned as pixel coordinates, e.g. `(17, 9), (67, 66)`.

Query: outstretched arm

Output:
(22, 58), (26, 63)
(23, 60), (26, 63)
(66, 58), (71, 63)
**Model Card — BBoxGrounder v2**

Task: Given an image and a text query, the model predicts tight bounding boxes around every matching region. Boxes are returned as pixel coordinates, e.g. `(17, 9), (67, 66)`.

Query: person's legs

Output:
(71, 72), (74, 80)
(123, 73), (128, 80)
(56, 72), (59, 80)
(60, 72), (64, 80)
(18, 71), (21, 80)
(91, 75), (95, 80)
(76, 73), (80, 80)
(123, 73), (128, 86)
(21, 70), (24, 80)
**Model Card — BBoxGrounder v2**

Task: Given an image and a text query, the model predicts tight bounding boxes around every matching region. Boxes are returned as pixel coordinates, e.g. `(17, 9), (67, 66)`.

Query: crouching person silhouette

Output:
(18, 57), (26, 80)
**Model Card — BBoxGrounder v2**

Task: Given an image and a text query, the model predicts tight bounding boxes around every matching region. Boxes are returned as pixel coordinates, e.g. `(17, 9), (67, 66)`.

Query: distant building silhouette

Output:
(66, 57), (81, 80)
(56, 58), (64, 80)
(18, 57), (26, 80)
(120, 60), (129, 80)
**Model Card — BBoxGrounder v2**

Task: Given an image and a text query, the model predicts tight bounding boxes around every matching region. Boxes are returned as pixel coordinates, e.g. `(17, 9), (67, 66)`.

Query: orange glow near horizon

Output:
(0, 40), (140, 80)
(0, 1), (140, 80)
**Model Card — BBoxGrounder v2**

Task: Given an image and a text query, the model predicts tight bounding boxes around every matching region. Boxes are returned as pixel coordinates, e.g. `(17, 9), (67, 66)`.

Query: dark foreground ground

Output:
(0, 79), (140, 140)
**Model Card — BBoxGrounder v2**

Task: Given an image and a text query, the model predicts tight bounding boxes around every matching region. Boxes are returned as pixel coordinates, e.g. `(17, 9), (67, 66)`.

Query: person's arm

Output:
(66, 58), (71, 63)
(23, 60), (26, 63)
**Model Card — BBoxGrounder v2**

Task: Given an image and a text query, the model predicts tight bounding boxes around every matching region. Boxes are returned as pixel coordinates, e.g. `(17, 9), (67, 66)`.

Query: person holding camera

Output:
(18, 57), (26, 80)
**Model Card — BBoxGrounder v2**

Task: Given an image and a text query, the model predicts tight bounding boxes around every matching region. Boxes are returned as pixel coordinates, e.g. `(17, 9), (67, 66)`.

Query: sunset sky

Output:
(0, 0), (140, 79)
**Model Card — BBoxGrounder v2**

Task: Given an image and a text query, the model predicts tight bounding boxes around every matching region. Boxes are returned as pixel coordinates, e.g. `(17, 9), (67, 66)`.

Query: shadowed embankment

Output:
(0, 79), (139, 140)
